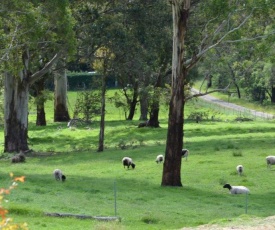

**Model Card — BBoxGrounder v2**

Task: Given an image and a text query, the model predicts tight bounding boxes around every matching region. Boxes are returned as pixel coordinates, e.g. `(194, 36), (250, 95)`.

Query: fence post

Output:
(245, 192), (248, 214)
(114, 180), (117, 216)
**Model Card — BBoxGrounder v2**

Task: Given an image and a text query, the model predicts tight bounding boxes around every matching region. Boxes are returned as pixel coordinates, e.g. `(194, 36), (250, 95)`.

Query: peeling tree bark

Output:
(4, 52), (61, 152)
(4, 73), (29, 152)
(162, 0), (190, 186)
(54, 61), (70, 122)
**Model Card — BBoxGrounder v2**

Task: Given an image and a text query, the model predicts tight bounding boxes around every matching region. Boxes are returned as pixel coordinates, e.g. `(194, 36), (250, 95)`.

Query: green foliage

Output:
(0, 173), (27, 229)
(73, 90), (101, 122)
(30, 90), (53, 109)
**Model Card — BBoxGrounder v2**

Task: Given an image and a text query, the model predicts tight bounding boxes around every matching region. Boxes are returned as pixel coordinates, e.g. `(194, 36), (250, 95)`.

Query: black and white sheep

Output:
(223, 183), (250, 194)
(122, 157), (135, 169)
(236, 165), (244, 176)
(266, 156), (275, 169)
(182, 149), (189, 161)
(53, 169), (66, 182)
(11, 153), (26, 163)
(155, 154), (164, 164)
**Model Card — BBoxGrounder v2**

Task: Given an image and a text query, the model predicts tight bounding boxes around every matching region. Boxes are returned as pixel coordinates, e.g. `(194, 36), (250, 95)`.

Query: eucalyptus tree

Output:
(162, 0), (275, 186)
(1, 0), (75, 152)
(54, 59), (70, 122)
(111, 0), (172, 121)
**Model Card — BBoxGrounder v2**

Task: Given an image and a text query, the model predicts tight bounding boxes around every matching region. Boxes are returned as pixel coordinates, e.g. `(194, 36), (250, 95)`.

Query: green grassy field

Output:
(1, 90), (275, 229)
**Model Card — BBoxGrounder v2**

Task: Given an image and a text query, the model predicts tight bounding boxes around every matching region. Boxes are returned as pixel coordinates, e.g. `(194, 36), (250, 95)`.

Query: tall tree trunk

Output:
(162, 1), (189, 186)
(148, 107), (160, 127)
(35, 78), (46, 126)
(98, 73), (106, 152)
(4, 51), (60, 152)
(4, 73), (29, 152)
(139, 91), (148, 121)
(127, 81), (139, 120)
(147, 73), (163, 128)
(54, 62), (70, 122)
(271, 86), (275, 103)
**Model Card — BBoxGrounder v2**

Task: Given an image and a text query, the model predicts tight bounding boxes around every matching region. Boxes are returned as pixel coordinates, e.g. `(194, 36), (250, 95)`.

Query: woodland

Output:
(0, 0), (275, 188)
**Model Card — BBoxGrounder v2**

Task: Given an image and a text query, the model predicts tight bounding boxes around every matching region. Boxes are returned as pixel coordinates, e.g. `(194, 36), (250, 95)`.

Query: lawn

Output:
(0, 90), (275, 229)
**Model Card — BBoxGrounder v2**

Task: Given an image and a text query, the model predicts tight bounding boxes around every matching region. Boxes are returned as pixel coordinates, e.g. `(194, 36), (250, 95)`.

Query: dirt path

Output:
(191, 89), (274, 119)
(181, 215), (275, 230)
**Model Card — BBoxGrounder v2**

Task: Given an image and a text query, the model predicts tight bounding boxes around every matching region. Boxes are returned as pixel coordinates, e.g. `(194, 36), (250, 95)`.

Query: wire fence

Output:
(194, 97), (275, 121)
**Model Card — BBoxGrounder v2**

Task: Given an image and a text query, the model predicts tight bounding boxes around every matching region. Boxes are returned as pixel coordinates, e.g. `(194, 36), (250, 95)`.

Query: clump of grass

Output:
(141, 213), (159, 224)
(232, 150), (243, 157)
(227, 143), (236, 149)
(138, 138), (145, 146)
(214, 146), (220, 151)
(117, 139), (127, 150)
(8, 205), (42, 217)
(219, 178), (227, 185)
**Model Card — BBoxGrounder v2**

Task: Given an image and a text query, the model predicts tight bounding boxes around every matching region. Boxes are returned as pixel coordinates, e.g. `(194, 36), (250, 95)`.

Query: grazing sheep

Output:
(182, 149), (189, 161)
(122, 157), (135, 169)
(53, 169), (66, 182)
(11, 153), (26, 163)
(223, 183), (250, 194)
(236, 165), (244, 176)
(155, 154), (164, 164)
(266, 156), (275, 169)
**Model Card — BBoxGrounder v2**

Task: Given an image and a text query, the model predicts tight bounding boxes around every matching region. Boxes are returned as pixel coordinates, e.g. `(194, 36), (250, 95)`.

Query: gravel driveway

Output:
(191, 89), (274, 119)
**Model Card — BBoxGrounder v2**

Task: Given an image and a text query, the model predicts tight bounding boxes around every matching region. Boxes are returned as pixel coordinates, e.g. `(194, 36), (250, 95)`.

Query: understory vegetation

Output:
(0, 91), (275, 229)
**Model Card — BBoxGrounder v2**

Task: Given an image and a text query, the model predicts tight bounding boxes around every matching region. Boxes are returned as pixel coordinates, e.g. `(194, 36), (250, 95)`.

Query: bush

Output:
(0, 173), (27, 229)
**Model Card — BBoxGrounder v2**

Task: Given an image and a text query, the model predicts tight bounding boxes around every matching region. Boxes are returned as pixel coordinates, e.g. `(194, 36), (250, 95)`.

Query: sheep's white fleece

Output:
(229, 186), (249, 194)
(266, 156), (275, 168)
(155, 154), (164, 163)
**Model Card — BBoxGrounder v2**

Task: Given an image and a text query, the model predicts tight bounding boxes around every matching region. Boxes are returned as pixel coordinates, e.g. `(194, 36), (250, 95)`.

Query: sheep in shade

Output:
(122, 157), (135, 169)
(266, 156), (275, 169)
(236, 165), (244, 176)
(155, 154), (164, 164)
(223, 183), (249, 194)
(53, 169), (66, 182)
(182, 149), (189, 161)
(11, 153), (26, 163)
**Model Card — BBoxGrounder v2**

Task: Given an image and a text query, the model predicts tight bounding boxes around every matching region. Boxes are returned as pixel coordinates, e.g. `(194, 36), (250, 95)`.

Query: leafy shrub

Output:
(188, 111), (209, 122)
(73, 90), (101, 122)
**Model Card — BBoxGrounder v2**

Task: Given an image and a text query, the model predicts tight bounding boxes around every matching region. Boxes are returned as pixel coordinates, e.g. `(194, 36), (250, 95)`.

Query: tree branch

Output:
(187, 83), (232, 101)
(186, 9), (255, 70)
(29, 52), (62, 85)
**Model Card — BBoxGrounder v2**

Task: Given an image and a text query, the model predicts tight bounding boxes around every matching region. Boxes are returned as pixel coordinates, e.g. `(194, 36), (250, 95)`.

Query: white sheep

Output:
(236, 165), (244, 176)
(155, 154), (164, 164)
(266, 156), (275, 169)
(223, 183), (250, 194)
(122, 157), (135, 169)
(53, 169), (66, 182)
(182, 149), (189, 161)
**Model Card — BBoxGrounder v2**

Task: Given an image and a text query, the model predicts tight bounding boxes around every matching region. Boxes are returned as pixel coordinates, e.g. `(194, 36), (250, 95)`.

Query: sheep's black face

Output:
(131, 163), (136, 169)
(223, 183), (231, 190)
(62, 175), (66, 182)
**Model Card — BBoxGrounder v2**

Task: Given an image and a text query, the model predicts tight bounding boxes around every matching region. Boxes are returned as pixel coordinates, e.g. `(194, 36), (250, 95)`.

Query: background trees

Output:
(1, 0), (76, 152)
(0, 0), (275, 194)
(162, 0), (275, 186)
